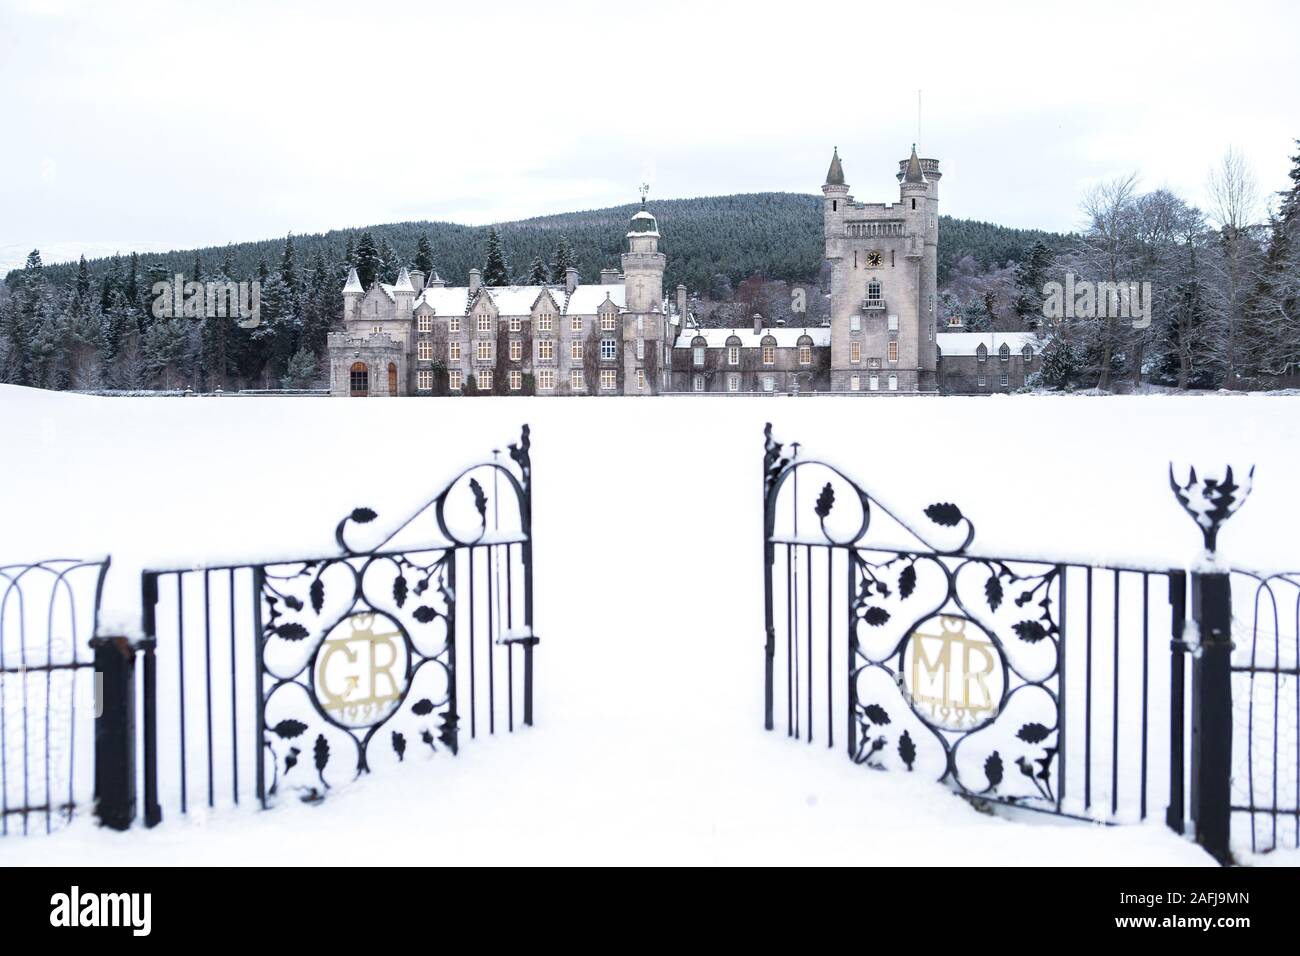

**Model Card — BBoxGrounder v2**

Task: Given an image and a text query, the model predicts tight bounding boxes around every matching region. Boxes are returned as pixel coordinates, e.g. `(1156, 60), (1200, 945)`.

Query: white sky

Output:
(1, 0), (1297, 272)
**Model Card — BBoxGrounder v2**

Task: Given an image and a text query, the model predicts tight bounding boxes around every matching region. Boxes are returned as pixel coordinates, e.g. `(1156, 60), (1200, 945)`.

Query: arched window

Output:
(350, 362), (369, 397)
(976, 344), (988, 363)
(388, 363), (398, 395)
(999, 343), (1010, 362)
(726, 335), (742, 365)
(692, 336), (707, 367)
(761, 335), (776, 366)
(797, 335), (813, 365)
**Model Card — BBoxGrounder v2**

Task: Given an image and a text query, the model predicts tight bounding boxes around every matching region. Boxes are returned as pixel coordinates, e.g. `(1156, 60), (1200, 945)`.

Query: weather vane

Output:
(639, 182), (650, 204)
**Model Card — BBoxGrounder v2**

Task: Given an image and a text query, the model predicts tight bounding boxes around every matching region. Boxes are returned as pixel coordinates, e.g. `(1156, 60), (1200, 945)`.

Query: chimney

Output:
(409, 269), (426, 294)
(600, 268), (621, 285)
(428, 272), (446, 288)
(469, 268), (481, 295)
(565, 266), (580, 294)
(676, 284), (687, 320)
(753, 313), (763, 335)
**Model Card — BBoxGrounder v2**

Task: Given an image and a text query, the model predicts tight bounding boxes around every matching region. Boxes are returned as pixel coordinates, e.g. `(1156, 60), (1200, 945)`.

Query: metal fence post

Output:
(1169, 462), (1253, 865)
(1189, 571), (1233, 864)
(91, 636), (136, 830)
(140, 573), (162, 827)
(1166, 571), (1187, 835)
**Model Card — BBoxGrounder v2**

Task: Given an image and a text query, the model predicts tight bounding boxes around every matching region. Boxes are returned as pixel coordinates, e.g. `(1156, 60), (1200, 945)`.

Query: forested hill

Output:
(14, 193), (1071, 294)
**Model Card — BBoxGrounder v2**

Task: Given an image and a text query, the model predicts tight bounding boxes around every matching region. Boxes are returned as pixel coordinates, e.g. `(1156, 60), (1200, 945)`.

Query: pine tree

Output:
(191, 252), (204, 283)
(483, 227), (509, 287)
(1012, 239), (1053, 329)
(529, 257), (549, 285)
(414, 234), (435, 276)
(281, 346), (318, 388)
(125, 251), (140, 308)
(1036, 328), (1081, 389)
(378, 236), (399, 284)
(75, 255), (91, 302)
(354, 231), (381, 288)
(280, 233), (298, 294)
(551, 235), (573, 284)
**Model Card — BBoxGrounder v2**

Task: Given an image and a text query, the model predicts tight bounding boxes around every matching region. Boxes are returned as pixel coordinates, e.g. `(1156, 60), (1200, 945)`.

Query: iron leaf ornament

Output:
(1169, 463), (1254, 553)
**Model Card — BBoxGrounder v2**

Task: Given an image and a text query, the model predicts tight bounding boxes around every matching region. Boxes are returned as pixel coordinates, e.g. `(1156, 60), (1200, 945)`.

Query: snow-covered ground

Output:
(3, 385), (1299, 865)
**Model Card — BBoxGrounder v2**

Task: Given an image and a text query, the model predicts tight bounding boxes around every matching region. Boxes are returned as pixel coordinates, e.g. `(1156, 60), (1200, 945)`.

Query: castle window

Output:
(888, 373), (898, 391)
(692, 337), (706, 366)
(869, 374), (879, 391)
(450, 317), (461, 333)
(349, 362), (368, 397)
(911, 199), (916, 210)
(1000, 371), (1010, 388)
(449, 370), (462, 391)
(727, 346), (739, 365)
(977, 371), (986, 388)
(1000, 343), (1011, 362)
(798, 338), (812, 365)
(850, 374), (860, 392)
(762, 375), (775, 392)
(571, 369), (585, 392)
(571, 315), (583, 333)
(477, 314), (491, 333)
(850, 342), (861, 364)
(510, 370), (523, 391)
(637, 369), (646, 391)
(476, 340), (493, 362)
(449, 341), (461, 361)
(372, 325), (382, 334)
(418, 315), (432, 332)
(867, 280), (881, 303)
(850, 314), (861, 333)
(537, 340), (554, 361)
(509, 316), (522, 333)
(417, 370), (432, 391)
(418, 341), (433, 360)
(510, 339), (523, 362)
(693, 374), (704, 392)
(601, 339), (617, 360)
(537, 314), (553, 333)
(538, 369), (555, 390)
(948, 314), (962, 327)
(928, 294), (935, 314)
(479, 370), (493, 391)
(728, 374), (739, 392)
(888, 341), (898, 363)
(888, 314), (898, 332)
(600, 369), (617, 390)
(762, 336), (776, 365)
(832, 200), (837, 212)
(976, 344), (988, 363)
(636, 339), (644, 360)
(601, 313), (616, 332)
(1023, 344), (1034, 363)
(571, 339), (584, 362)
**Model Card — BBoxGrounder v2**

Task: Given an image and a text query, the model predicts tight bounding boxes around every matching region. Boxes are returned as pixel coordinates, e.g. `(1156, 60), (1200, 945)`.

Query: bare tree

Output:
(1205, 147), (1262, 387)
(1079, 173), (1140, 389)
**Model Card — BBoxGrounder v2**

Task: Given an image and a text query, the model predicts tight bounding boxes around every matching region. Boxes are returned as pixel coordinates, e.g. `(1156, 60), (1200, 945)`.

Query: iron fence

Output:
(0, 558), (109, 834)
(762, 423), (1290, 864)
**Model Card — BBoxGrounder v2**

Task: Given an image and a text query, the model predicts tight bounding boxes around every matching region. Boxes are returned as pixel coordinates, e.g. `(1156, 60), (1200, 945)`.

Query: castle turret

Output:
(393, 266), (414, 322)
(822, 147), (850, 234)
(342, 267), (363, 323)
(621, 197), (665, 314)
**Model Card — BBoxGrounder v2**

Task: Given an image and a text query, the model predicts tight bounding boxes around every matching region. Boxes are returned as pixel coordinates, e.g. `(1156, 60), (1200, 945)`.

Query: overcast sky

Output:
(1, 0), (1297, 272)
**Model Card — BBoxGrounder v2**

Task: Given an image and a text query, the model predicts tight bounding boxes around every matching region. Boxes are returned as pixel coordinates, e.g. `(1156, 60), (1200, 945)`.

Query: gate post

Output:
(1188, 571), (1233, 864)
(91, 635), (136, 830)
(1169, 463), (1253, 865)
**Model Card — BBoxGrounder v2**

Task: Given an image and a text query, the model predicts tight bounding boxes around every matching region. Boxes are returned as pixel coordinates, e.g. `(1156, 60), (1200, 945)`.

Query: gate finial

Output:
(1169, 463), (1254, 553)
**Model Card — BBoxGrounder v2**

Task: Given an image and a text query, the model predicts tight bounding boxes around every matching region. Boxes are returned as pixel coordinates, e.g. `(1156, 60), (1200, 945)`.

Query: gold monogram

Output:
(315, 613), (405, 725)
(906, 616), (999, 729)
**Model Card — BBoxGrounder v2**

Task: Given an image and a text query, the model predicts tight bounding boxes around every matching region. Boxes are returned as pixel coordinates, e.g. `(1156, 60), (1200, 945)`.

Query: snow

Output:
(677, 326), (830, 349)
(935, 331), (1039, 356)
(3, 385), (1299, 865)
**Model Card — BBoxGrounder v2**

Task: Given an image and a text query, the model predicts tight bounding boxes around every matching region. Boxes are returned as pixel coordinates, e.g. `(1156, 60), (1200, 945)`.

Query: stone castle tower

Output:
(822, 146), (941, 392)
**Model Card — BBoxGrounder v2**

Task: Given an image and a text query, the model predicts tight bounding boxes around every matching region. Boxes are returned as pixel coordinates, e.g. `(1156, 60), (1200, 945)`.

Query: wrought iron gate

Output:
(761, 424), (1192, 825)
(137, 425), (536, 821)
(0, 558), (109, 834)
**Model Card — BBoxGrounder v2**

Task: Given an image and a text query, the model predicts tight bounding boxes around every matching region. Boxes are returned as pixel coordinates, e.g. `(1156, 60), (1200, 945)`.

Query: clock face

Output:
(866, 251), (883, 267)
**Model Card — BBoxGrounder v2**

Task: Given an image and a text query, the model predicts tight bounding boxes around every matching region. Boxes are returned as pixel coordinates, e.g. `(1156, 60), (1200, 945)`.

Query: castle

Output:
(328, 147), (1039, 397)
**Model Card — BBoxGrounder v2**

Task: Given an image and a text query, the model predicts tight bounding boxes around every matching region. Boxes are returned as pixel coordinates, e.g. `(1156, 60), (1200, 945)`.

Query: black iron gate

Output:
(761, 423), (1294, 863)
(0, 557), (109, 834)
(134, 425), (536, 822)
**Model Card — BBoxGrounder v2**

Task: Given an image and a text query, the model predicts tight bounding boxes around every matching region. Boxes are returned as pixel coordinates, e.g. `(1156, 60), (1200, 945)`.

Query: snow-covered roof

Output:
(412, 283), (626, 317)
(392, 267), (414, 294)
(675, 326), (831, 349)
(342, 268), (363, 294)
(936, 332), (1040, 356)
